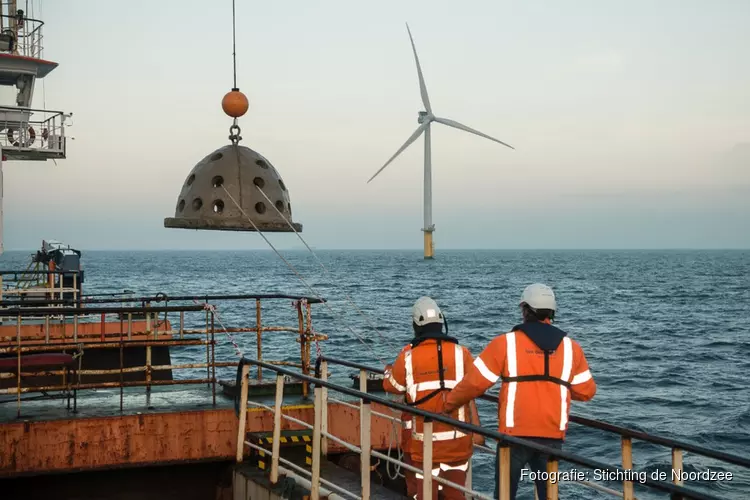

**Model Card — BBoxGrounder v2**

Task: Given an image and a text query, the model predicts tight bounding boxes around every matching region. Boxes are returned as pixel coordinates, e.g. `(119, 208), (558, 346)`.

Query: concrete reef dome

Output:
(164, 144), (302, 232)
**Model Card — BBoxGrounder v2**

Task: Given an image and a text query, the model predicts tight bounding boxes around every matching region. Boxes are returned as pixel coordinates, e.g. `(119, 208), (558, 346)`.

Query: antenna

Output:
(366, 23), (514, 260)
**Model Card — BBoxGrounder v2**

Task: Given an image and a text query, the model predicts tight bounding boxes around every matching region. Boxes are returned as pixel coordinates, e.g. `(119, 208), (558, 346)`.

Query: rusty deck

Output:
(0, 383), (398, 478)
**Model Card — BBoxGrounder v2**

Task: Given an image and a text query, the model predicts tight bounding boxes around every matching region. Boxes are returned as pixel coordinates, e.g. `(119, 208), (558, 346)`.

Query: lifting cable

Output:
(218, 0), (399, 368)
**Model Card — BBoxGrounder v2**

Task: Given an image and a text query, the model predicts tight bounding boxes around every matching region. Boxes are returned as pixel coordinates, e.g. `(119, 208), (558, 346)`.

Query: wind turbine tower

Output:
(367, 24), (514, 259)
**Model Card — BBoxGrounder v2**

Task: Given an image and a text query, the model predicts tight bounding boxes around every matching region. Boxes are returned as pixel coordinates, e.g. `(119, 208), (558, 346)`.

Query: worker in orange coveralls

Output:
(443, 284), (597, 500)
(383, 296), (483, 500)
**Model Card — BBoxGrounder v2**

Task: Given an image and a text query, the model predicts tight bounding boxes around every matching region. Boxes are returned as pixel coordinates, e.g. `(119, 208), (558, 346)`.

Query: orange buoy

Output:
(222, 88), (249, 118)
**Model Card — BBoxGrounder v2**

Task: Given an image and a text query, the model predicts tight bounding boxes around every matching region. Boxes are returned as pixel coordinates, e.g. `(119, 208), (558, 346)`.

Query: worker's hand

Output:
(439, 393), (453, 414)
(472, 433), (486, 446)
(383, 364), (393, 375)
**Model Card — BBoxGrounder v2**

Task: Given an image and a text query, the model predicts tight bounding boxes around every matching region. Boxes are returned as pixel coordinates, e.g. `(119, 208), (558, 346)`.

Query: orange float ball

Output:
(222, 88), (249, 118)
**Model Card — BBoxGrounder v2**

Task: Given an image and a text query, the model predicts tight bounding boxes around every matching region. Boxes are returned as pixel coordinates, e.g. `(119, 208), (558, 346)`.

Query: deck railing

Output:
(318, 356), (750, 499)
(0, 269), (80, 304)
(0, 294), (328, 417)
(0, 12), (45, 59)
(235, 357), (746, 500)
(0, 106), (69, 159)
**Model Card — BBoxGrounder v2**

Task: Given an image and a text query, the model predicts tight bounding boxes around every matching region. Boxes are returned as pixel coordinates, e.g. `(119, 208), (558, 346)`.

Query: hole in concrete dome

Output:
(213, 200), (224, 214)
(210, 152), (223, 162)
(253, 177), (265, 189)
(187, 174), (195, 186)
(255, 202), (266, 214)
(192, 198), (203, 211)
(212, 175), (224, 188)
(278, 179), (287, 191)
(255, 159), (269, 169)
(178, 199), (185, 212)
(275, 200), (285, 212)
(288, 202), (292, 213)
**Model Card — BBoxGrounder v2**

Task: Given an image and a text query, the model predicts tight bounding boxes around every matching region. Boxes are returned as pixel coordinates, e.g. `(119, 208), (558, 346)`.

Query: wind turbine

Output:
(367, 23), (514, 260)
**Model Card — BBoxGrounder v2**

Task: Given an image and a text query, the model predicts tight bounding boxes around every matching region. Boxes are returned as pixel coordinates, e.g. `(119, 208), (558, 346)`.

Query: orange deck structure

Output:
(0, 393), (396, 477)
(0, 294), (402, 498)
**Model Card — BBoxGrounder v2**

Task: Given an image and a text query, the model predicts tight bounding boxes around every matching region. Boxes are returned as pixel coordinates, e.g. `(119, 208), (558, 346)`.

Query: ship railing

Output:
(0, 12), (44, 59)
(235, 358), (740, 500)
(320, 356), (750, 500)
(0, 105), (68, 158)
(0, 293), (328, 388)
(0, 269), (80, 307)
(0, 296), (328, 416)
(0, 304), (215, 417)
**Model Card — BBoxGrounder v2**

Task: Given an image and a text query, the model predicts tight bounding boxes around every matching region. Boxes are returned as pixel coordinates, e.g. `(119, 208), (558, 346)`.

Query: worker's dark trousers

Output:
(494, 437), (564, 499)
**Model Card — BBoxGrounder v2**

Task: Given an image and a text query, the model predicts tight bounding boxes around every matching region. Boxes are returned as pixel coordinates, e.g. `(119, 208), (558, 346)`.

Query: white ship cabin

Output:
(0, 2), (69, 161)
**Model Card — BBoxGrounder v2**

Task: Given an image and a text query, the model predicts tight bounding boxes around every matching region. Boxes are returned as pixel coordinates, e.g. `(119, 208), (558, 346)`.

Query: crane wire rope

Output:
(221, 0), (405, 368)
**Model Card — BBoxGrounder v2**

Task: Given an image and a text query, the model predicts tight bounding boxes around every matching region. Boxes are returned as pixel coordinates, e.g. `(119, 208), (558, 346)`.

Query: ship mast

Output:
(0, 0), (71, 254)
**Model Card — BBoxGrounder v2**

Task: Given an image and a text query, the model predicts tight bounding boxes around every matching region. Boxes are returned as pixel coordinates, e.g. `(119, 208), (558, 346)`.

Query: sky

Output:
(2, 0), (749, 250)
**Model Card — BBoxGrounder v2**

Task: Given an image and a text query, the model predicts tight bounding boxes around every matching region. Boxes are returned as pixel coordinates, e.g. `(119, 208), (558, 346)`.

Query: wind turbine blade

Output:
(406, 23), (432, 114)
(434, 117), (515, 150)
(367, 124), (427, 183)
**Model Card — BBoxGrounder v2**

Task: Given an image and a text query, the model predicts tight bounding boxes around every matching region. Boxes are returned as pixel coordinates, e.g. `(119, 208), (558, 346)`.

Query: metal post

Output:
(296, 302), (308, 397)
(205, 308), (210, 387)
(499, 445), (511, 500)
(100, 312), (105, 341)
(359, 368), (367, 394)
(621, 436), (634, 500)
(146, 345), (152, 408)
(311, 386), (323, 500)
(360, 386), (372, 500)
(16, 314), (21, 418)
(270, 374), (285, 484)
(235, 363), (250, 462)
(422, 419), (434, 500)
(179, 310), (184, 339)
(256, 298), (262, 381)
(546, 457), (559, 500)
(120, 318), (124, 412)
(127, 313), (132, 340)
(44, 315), (50, 344)
(321, 360), (329, 456)
(464, 461), (472, 500)
(211, 313), (216, 406)
(73, 314), (78, 342)
(672, 448), (683, 486)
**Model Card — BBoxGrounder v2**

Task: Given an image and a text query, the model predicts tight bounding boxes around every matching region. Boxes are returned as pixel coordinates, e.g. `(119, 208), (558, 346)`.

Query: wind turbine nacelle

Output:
(417, 111), (430, 124)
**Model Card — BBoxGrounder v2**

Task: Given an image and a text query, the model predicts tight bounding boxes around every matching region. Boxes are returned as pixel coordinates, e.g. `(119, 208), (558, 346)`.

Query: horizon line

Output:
(2, 247), (749, 253)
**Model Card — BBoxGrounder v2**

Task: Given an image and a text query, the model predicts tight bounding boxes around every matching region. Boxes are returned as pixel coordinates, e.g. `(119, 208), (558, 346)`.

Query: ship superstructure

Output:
(0, 0), (70, 255)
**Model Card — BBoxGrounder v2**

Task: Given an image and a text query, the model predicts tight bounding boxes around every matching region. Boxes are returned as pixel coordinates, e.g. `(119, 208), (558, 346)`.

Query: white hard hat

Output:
(520, 283), (557, 311)
(412, 296), (444, 326)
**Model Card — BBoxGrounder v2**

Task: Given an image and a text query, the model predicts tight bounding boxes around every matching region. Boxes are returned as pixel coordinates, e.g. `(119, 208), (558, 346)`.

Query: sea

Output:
(2, 249), (748, 500)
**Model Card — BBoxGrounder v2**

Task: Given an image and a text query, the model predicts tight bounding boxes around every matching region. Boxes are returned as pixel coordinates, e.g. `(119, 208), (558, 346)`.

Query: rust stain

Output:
(67, 431), (75, 466)
(0, 401), (394, 477)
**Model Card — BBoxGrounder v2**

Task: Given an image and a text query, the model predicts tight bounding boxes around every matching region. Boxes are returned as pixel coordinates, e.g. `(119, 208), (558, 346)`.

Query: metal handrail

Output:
(0, 304), (206, 316)
(0, 293), (327, 307)
(236, 357), (729, 500)
(0, 13), (44, 35)
(0, 105), (66, 116)
(318, 355), (750, 469)
(0, 269), (80, 275)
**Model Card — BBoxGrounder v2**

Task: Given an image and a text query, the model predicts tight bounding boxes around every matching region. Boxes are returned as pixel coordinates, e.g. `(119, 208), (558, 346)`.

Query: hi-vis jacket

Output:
(445, 320), (596, 440)
(383, 336), (474, 464)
